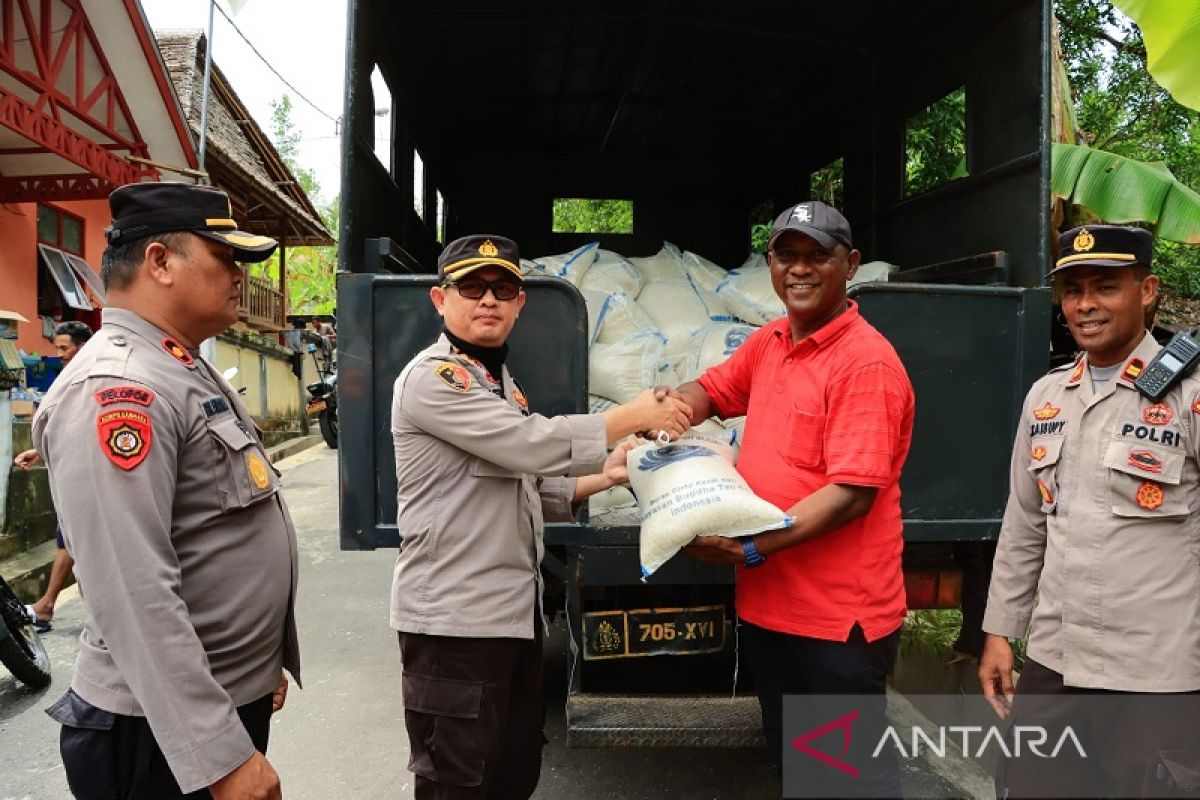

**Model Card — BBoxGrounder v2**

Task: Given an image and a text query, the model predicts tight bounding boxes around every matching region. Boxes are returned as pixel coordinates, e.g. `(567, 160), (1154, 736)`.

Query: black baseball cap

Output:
(768, 201), (853, 250)
(105, 182), (277, 263)
(437, 234), (522, 281)
(1048, 225), (1153, 277)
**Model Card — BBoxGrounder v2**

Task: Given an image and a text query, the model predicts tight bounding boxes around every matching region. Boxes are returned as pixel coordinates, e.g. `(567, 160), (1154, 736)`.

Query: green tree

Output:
(551, 198), (633, 234)
(262, 94), (338, 314)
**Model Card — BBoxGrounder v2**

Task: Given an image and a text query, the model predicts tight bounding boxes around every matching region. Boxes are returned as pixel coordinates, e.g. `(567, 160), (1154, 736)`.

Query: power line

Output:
(210, 1), (339, 124)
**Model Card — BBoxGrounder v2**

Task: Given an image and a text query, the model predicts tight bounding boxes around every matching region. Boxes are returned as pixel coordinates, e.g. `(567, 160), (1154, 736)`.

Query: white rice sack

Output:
(580, 250), (643, 297)
(589, 485), (637, 515)
(593, 292), (657, 344)
(630, 433), (791, 578)
(588, 394), (617, 414)
(693, 418), (732, 439)
(521, 258), (551, 277)
(691, 322), (756, 376)
(629, 242), (688, 285)
(589, 330), (666, 403)
(850, 260), (894, 287)
(533, 242), (599, 285)
(581, 290), (612, 344)
(637, 279), (723, 341)
(716, 267), (784, 325)
(724, 416), (746, 462)
(682, 250), (728, 294)
(661, 341), (698, 384)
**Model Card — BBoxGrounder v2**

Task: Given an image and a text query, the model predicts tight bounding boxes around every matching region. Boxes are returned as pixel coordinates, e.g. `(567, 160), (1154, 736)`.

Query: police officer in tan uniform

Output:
(33, 183), (299, 800)
(980, 225), (1200, 797)
(391, 234), (692, 799)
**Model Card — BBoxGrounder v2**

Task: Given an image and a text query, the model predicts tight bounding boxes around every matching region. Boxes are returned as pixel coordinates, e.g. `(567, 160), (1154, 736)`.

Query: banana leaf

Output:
(1051, 142), (1200, 244)
(1113, 0), (1200, 113)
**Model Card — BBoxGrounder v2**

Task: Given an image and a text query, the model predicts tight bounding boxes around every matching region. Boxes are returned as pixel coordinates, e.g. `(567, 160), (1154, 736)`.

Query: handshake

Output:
(601, 384), (694, 446)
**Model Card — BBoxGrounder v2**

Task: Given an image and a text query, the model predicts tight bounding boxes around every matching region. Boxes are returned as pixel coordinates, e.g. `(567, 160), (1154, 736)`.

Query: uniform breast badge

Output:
(96, 409), (153, 470)
(1142, 403), (1174, 426)
(247, 452), (271, 490)
(1033, 403), (1061, 420)
(1031, 446), (1047, 462)
(1135, 481), (1165, 510)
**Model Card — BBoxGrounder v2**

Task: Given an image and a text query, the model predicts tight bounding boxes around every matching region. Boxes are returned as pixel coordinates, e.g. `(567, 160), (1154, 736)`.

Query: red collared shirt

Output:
(698, 301), (914, 641)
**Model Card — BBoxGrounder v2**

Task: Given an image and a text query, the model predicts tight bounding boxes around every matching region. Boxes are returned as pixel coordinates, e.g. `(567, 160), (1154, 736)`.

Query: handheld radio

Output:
(1134, 329), (1200, 400)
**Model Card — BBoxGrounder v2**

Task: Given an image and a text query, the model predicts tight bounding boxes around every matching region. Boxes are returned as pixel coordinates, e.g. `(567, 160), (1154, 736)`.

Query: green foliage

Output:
(1056, 0), (1200, 295)
(904, 87), (967, 197)
(552, 198), (633, 234)
(748, 197), (774, 253)
(261, 94), (338, 314)
(811, 158), (845, 210)
(900, 609), (964, 658)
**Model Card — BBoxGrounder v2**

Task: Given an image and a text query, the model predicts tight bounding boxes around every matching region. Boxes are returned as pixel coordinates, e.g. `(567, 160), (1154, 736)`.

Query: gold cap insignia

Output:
(1073, 229), (1095, 253)
(478, 239), (499, 257)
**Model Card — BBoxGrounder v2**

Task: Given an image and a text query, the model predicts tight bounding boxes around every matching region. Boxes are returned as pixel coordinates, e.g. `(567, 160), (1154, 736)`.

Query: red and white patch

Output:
(1033, 403), (1060, 421)
(161, 338), (195, 367)
(95, 385), (155, 407)
(512, 386), (529, 410)
(1128, 450), (1163, 474)
(1069, 361), (1085, 384)
(1135, 481), (1164, 510)
(1142, 403), (1174, 426)
(96, 409), (153, 470)
(1122, 358), (1145, 383)
(1036, 479), (1054, 506)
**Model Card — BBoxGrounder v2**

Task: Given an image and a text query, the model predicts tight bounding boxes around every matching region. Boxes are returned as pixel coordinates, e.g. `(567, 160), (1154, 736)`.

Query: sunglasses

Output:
(442, 278), (522, 301)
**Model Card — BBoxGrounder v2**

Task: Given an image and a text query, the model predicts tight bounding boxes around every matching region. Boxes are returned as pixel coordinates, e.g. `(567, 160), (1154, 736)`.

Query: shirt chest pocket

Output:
(470, 459), (521, 480)
(1027, 435), (1065, 513)
(207, 415), (278, 511)
(1102, 439), (1188, 518)
(781, 402), (825, 468)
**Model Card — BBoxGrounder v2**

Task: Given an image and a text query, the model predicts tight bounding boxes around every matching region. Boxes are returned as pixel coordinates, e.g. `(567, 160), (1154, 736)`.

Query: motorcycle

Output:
(0, 573), (52, 689)
(305, 331), (338, 449)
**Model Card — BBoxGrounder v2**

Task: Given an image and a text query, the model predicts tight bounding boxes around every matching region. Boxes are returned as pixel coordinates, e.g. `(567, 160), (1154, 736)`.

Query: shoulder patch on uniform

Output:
(161, 337), (195, 367)
(1121, 358), (1145, 383)
(95, 385), (155, 407)
(96, 409), (153, 470)
(433, 362), (472, 392)
(1068, 360), (1085, 384)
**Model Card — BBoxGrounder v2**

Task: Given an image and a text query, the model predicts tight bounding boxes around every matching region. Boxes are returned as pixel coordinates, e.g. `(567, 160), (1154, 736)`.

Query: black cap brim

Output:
(194, 229), (278, 263)
(768, 224), (839, 250)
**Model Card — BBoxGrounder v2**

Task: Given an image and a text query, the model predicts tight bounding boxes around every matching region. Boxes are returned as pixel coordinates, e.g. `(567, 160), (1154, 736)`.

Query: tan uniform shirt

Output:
(390, 334), (607, 639)
(33, 308), (301, 793)
(983, 332), (1200, 691)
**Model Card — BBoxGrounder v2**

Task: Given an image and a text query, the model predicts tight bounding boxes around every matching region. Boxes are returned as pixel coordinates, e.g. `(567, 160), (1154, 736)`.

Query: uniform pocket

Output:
(1102, 439), (1188, 519)
(402, 673), (487, 787)
(782, 404), (825, 468)
(207, 415), (278, 511)
(471, 458), (520, 480)
(1027, 435), (1065, 513)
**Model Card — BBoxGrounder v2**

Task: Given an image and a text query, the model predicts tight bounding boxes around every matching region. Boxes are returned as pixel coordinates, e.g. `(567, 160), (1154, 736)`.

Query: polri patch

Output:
(1033, 403), (1060, 421)
(95, 385), (155, 407)
(434, 362), (472, 392)
(97, 409), (153, 470)
(1135, 481), (1164, 510)
(1142, 403), (1174, 426)
(161, 337), (195, 367)
(1128, 450), (1163, 474)
(1122, 358), (1145, 383)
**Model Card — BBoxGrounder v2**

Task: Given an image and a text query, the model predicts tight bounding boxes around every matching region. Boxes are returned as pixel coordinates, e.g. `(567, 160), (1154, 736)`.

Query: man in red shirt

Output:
(677, 201), (914, 796)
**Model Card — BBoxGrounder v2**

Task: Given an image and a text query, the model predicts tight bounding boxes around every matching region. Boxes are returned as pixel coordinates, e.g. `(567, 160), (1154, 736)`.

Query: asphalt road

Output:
(0, 445), (973, 799)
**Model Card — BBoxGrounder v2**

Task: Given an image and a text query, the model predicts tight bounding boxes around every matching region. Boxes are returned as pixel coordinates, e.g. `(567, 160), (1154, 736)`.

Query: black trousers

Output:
(398, 624), (545, 800)
(742, 619), (902, 799)
(58, 693), (273, 800)
(998, 658), (1200, 799)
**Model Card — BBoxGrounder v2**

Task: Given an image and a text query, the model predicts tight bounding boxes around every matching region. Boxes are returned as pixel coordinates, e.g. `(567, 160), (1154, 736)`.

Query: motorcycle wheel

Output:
(0, 582), (52, 690)
(318, 408), (338, 449)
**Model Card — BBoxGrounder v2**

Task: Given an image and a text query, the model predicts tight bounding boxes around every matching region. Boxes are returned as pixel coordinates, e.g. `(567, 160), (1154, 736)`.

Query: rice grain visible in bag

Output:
(629, 433), (790, 578)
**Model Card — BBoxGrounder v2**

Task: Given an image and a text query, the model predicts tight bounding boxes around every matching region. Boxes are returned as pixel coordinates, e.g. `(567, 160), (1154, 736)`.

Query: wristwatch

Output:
(740, 536), (766, 568)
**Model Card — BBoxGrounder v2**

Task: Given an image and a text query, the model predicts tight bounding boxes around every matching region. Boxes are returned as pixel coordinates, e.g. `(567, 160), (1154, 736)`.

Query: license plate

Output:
(581, 605), (726, 660)
(307, 400), (327, 414)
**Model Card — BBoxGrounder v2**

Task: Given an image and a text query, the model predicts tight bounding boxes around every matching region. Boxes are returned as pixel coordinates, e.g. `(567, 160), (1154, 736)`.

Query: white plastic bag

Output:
(589, 330), (666, 403)
(580, 250), (644, 297)
(682, 250), (728, 294)
(629, 433), (791, 578)
(638, 278), (729, 342)
(628, 242), (688, 285)
(593, 292), (658, 344)
(715, 264), (784, 325)
(533, 242), (599, 285)
(690, 322), (756, 376)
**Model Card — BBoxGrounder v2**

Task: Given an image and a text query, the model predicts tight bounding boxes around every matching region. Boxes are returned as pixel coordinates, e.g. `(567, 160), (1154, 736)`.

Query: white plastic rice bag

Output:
(582, 289), (611, 344)
(629, 241), (688, 285)
(589, 330), (666, 403)
(588, 485), (637, 515)
(630, 432), (791, 578)
(533, 242), (599, 285)
(638, 278), (728, 342)
(682, 250), (729, 294)
(690, 322), (756, 376)
(580, 250), (643, 297)
(850, 260), (894, 287)
(593, 292), (657, 344)
(588, 394), (617, 414)
(716, 266), (784, 325)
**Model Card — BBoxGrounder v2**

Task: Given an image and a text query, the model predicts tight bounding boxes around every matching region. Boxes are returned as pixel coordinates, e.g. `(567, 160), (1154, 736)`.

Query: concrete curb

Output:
(266, 434), (326, 463)
(886, 688), (996, 799)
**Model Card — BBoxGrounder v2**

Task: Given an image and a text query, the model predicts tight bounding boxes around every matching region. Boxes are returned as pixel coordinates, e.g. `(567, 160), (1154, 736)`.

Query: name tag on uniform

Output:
(202, 397), (230, 418)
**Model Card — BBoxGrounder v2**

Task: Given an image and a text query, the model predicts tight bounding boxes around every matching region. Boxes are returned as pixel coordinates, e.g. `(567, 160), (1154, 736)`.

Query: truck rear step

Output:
(567, 694), (764, 748)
